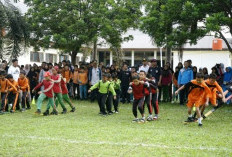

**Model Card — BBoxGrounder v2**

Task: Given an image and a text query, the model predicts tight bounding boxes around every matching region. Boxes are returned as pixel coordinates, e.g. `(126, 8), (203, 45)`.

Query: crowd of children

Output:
(0, 58), (231, 127)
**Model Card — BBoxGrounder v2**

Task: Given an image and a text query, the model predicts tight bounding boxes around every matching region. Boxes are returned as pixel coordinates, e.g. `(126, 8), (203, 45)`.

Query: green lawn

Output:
(0, 100), (232, 157)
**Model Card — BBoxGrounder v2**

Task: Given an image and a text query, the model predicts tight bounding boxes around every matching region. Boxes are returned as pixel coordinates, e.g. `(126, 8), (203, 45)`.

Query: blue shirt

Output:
(178, 68), (193, 85)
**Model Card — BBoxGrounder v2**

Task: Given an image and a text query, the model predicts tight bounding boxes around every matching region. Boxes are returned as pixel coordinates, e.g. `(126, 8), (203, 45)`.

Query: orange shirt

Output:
(63, 70), (72, 83)
(204, 79), (223, 98)
(0, 79), (17, 93)
(8, 80), (18, 94)
(172, 74), (178, 87)
(18, 77), (29, 92)
(72, 71), (79, 84)
(78, 72), (88, 85)
(186, 80), (210, 101)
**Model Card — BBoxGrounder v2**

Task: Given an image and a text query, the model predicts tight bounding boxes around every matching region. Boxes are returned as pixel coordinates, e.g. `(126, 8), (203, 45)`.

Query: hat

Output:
(53, 66), (59, 71)
(151, 59), (157, 62)
(44, 71), (51, 77)
(142, 58), (147, 62)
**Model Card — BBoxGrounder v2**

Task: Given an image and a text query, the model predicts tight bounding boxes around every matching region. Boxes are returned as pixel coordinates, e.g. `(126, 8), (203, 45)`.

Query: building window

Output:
(45, 53), (57, 63)
(60, 55), (69, 62)
(98, 51), (110, 65)
(30, 52), (44, 62)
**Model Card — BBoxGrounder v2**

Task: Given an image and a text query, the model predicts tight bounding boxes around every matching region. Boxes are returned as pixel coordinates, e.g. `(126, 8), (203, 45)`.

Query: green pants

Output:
(53, 93), (66, 110)
(55, 94), (74, 109)
(162, 85), (169, 102)
(36, 93), (55, 110)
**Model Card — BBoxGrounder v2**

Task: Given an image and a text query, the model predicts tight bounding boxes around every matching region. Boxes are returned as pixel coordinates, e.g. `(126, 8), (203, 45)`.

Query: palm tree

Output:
(0, 0), (29, 61)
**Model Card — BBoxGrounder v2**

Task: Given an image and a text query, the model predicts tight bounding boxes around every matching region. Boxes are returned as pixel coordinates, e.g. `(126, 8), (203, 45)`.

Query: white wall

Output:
(173, 50), (231, 72)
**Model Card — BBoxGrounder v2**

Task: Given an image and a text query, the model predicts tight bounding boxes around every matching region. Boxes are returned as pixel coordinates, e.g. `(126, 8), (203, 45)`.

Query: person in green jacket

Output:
(112, 73), (121, 113)
(88, 73), (116, 116)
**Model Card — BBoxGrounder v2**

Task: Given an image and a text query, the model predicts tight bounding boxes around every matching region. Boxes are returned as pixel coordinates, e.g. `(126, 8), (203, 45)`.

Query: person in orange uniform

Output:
(175, 73), (211, 126)
(62, 65), (72, 96)
(72, 65), (79, 99)
(6, 74), (18, 113)
(200, 73), (225, 118)
(17, 70), (30, 111)
(0, 71), (17, 113)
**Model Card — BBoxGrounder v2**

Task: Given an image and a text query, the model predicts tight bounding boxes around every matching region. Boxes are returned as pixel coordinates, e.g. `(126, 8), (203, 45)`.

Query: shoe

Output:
(102, 113), (108, 116)
(132, 118), (139, 122)
(201, 114), (206, 119)
(153, 116), (158, 120)
(108, 111), (113, 115)
(198, 123), (203, 127)
(61, 108), (67, 114)
(115, 111), (119, 114)
(21, 108), (26, 112)
(50, 110), (58, 115)
(43, 110), (49, 116)
(10, 110), (15, 113)
(139, 117), (146, 123)
(26, 107), (31, 110)
(35, 109), (41, 115)
(147, 115), (153, 121)
(70, 107), (76, 112)
(185, 117), (194, 122)
(98, 112), (103, 115)
(171, 101), (175, 104)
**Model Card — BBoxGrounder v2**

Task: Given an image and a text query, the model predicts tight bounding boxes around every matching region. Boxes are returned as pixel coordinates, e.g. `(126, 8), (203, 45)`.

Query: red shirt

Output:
(131, 83), (145, 100)
(61, 79), (68, 94)
(34, 80), (53, 98)
(142, 79), (150, 96)
(51, 74), (62, 93)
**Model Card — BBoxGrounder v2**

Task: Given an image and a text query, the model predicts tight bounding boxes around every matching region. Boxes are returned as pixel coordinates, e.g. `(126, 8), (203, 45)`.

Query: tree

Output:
(25, 0), (142, 65)
(0, 0), (29, 61)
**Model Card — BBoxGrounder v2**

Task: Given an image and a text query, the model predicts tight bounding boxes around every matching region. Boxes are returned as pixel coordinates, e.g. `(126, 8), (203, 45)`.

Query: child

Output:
(112, 73), (121, 113)
(63, 65), (72, 97)
(33, 71), (58, 116)
(172, 67), (179, 103)
(175, 73), (210, 126)
(88, 73), (116, 116)
(200, 73), (225, 118)
(54, 67), (75, 112)
(72, 65), (79, 99)
(17, 70), (31, 111)
(106, 74), (113, 115)
(147, 74), (159, 120)
(128, 76), (149, 123)
(78, 66), (88, 100)
(139, 70), (153, 121)
(6, 74), (18, 113)
(161, 65), (172, 102)
(51, 66), (67, 114)
(0, 71), (17, 112)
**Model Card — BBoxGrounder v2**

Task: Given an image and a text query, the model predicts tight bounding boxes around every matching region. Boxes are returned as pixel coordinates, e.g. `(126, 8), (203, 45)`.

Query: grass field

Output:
(0, 100), (232, 157)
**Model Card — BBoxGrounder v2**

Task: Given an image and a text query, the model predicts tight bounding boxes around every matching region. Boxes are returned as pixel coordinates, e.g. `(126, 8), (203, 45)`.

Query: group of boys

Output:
(0, 70), (30, 113)
(128, 70), (159, 123)
(0, 65), (76, 116)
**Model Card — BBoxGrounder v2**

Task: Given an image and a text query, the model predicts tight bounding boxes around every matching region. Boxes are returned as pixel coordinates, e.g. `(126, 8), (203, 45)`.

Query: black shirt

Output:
(148, 66), (162, 82)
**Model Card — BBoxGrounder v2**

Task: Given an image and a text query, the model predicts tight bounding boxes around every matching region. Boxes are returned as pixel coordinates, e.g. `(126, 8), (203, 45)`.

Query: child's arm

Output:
(52, 74), (62, 83)
(88, 81), (99, 93)
(175, 85), (185, 95)
(7, 80), (17, 92)
(33, 82), (43, 92)
(19, 79), (29, 90)
(42, 82), (54, 93)
(215, 82), (225, 102)
(109, 84), (116, 99)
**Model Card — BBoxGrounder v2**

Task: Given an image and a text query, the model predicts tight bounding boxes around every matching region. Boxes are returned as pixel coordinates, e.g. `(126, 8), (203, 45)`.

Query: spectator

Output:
(119, 63), (131, 104)
(8, 59), (20, 81)
(138, 58), (149, 73)
(192, 66), (197, 79)
(172, 66), (179, 103)
(78, 67), (88, 100)
(178, 61), (193, 105)
(88, 60), (102, 102)
(203, 67), (209, 79)
(160, 65), (172, 102)
(178, 62), (183, 70)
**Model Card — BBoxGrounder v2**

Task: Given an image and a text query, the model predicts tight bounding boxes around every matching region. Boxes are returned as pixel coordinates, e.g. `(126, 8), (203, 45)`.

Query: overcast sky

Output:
(12, 0), (231, 38)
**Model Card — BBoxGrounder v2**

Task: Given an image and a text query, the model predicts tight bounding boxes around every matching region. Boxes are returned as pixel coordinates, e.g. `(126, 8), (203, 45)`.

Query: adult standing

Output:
(119, 63), (131, 104)
(178, 61), (193, 105)
(88, 60), (102, 102)
(8, 59), (20, 81)
(148, 59), (162, 102)
(138, 58), (150, 73)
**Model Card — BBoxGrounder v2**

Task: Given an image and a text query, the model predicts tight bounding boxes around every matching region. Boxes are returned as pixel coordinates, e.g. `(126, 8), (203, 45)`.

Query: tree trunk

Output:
(178, 46), (183, 63)
(93, 40), (97, 61)
(166, 46), (171, 63)
(71, 51), (78, 65)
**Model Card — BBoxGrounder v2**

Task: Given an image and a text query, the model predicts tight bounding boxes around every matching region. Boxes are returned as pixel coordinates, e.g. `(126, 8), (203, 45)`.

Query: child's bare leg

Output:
(196, 107), (202, 125)
(187, 107), (192, 116)
(224, 90), (229, 95)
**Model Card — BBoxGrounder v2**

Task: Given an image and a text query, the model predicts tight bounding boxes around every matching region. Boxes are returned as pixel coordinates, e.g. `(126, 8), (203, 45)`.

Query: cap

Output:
(151, 59), (157, 62)
(142, 58), (147, 62)
(44, 71), (51, 77)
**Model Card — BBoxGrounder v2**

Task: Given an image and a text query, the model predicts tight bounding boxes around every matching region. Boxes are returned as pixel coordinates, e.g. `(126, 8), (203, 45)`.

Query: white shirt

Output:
(91, 68), (100, 85)
(8, 65), (20, 81)
(139, 65), (150, 73)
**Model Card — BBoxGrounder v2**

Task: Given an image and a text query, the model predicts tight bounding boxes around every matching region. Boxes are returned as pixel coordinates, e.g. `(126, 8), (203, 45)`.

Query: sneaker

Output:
(102, 113), (108, 116)
(139, 117), (146, 123)
(185, 117), (194, 122)
(108, 111), (114, 115)
(61, 108), (67, 114)
(115, 111), (119, 114)
(43, 110), (49, 116)
(198, 123), (203, 127)
(21, 108), (26, 112)
(10, 110), (15, 113)
(201, 114), (206, 119)
(70, 107), (76, 112)
(171, 101), (175, 104)
(147, 115), (153, 121)
(50, 110), (56, 115)
(153, 116), (158, 120)
(35, 109), (41, 115)
(132, 118), (139, 122)
(26, 107), (31, 110)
